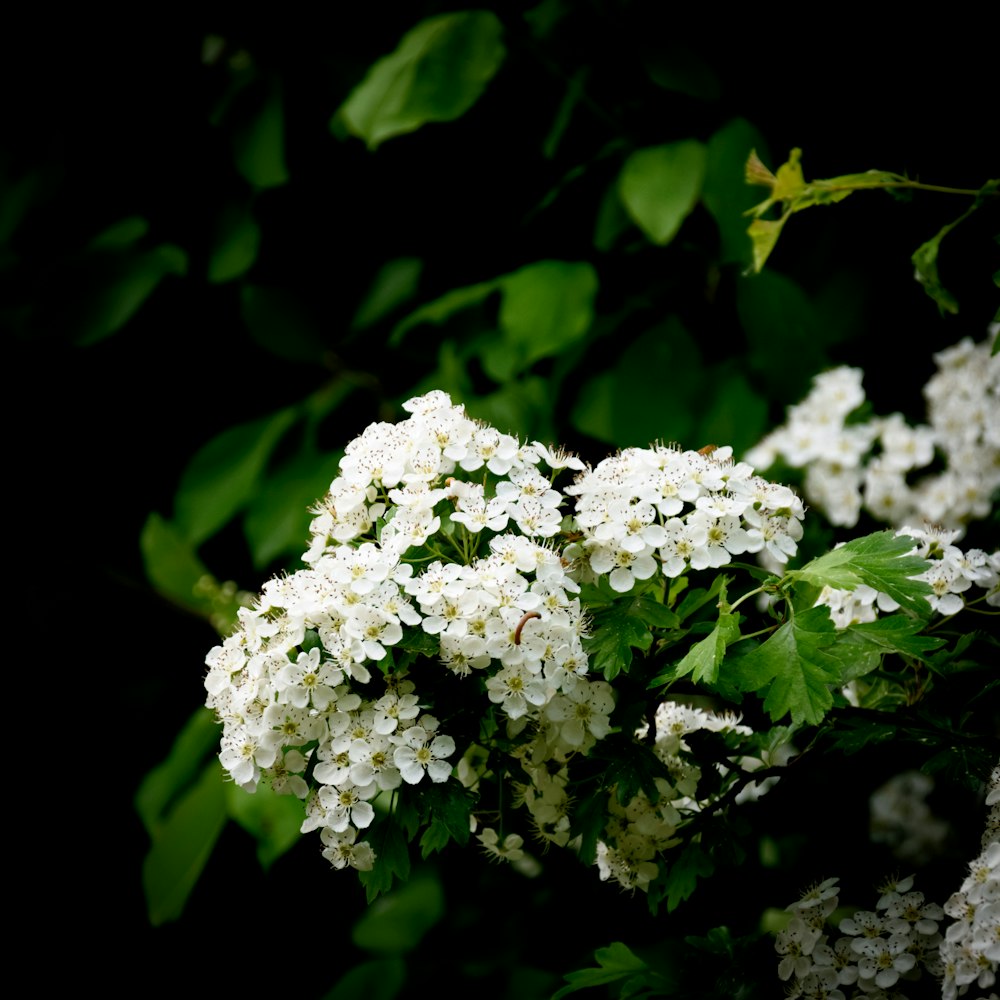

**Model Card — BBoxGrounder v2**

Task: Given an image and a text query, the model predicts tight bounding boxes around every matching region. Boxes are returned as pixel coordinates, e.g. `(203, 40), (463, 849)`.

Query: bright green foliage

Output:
(336, 11), (506, 149)
(672, 601), (740, 685)
(846, 616), (946, 663)
(788, 531), (933, 615)
(732, 606), (851, 725)
(585, 600), (654, 681)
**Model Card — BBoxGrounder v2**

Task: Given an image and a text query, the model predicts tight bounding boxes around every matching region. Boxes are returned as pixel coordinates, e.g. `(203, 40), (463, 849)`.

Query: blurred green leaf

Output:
(134, 707), (220, 836)
(702, 119), (768, 265)
(208, 201), (260, 283)
(336, 11), (506, 150)
(140, 513), (215, 614)
(352, 257), (424, 330)
(323, 958), (406, 1000)
(736, 270), (833, 402)
(88, 215), (149, 250)
(642, 43), (720, 100)
(232, 77), (289, 189)
(352, 870), (445, 953)
(241, 285), (328, 363)
(244, 445), (343, 569)
(73, 241), (187, 346)
(391, 278), (500, 345)
(225, 777), (302, 870)
(698, 367), (768, 456)
(572, 316), (702, 446)
(619, 140), (706, 245)
(494, 259), (598, 375)
(142, 760), (228, 926)
(174, 407), (298, 546)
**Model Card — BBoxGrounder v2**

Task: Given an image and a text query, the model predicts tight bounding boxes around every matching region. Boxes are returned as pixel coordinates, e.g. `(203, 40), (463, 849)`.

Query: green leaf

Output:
(134, 707), (220, 836)
(225, 778), (302, 870)
(585, 600), (653, 681)
(551, 942), (651, 999)
(352, 870), (445, 954)
(142, 761), (228, 926)
(88, 215), (149, 249)
(419, 782), (473, 847)
(732, 606), (847, 725)
(173, 407), (298, 546)
(671, 601), (740, 685)
(619, 140), (707, 245)
(736, 269), (835, 402)
(140, 513), (214, 614)
(232, 78), (289, 189)
(359, 821), (412, 902)
(323, 958), (406, 1000)
(208, 200), (260, 283)
(73, 241), (187, 346)
(241, 285), (328, 363)
(390, 278), (500, 346)
(702, 118), (769, 265)
(846, 615), (946, 662)
(788, 531), (933, 616)
(352, 257), (424, 330)
(419, 818), (452, 859)
(336, 11), (506, 150)
(630, 594), (680, 631)
(244, 446), (342, 569)
(496, 260), (598, 373)
(595, 737), (672, 806)
(664, 842), (714, 912)
(571, 317), (702, 446)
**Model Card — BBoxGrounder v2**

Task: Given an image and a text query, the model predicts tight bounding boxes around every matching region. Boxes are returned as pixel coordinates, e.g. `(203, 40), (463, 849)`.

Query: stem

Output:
(728, 585), (766, 613)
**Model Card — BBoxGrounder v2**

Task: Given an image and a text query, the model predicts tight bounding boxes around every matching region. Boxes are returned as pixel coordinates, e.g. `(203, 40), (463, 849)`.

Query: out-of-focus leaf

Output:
(352, 257), (424, 330)
(571, 316), (702, 447)
(225, 777), (302, 870)
(593, 177), (633, 251)
(208, 201), (260, 283)
(232, 78), (289, 189)
(697, 367), (769, 457)
(245, 445), (343, 569)
(493, 260), (598, 375)
(352, 870), (445, 953)
(140, 513), (215, 614)
(134, 707), (220, 836)
(241, 285), (327, 363)
(88, 215), (149, 250)
(173, 407), (298, 546)
(336, 11), (506, 150)
(736, 269), (833, 402)
(702, 119), (769, 265)
(619, 140), (706, 245)
(323, 958), (406, 1000)
(642, 44), (720, 100)
(73, 242), (187, 345)
(142, 760), (228, 926)
(391, 279), (500, 345)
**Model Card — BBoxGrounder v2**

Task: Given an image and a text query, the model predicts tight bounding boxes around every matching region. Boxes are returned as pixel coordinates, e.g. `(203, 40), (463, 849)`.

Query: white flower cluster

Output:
(205, 391), (799, 873)
(776, 875), (947, 999)
(816, 523), (1000, 630)
(564, 443), (806, 592)
(746, 336), (1000, 531)
(594, 701), (753, 893)
(940, 766), (1000, 1000)
(777, 765), (1000, 1000)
